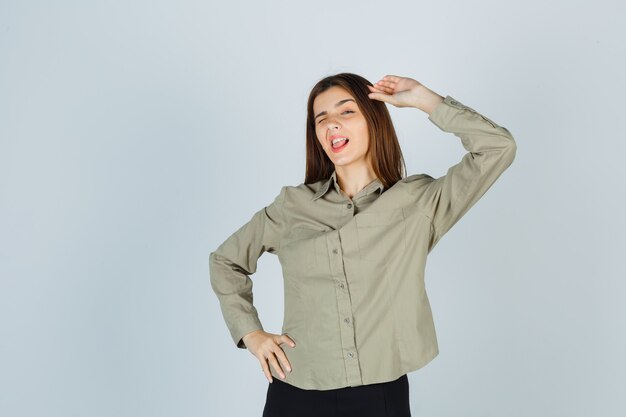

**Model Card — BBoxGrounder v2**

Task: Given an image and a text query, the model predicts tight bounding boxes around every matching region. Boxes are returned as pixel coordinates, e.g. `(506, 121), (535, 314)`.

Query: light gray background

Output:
(1, 1), (624, 416)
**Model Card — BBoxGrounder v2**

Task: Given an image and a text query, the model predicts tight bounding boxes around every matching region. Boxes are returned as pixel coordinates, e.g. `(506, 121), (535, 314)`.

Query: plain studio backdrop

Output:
(1, 1), (625, 416)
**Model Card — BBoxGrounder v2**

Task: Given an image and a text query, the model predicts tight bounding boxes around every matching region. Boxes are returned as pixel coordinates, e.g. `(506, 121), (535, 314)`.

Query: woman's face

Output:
(313, 86), (371, 169)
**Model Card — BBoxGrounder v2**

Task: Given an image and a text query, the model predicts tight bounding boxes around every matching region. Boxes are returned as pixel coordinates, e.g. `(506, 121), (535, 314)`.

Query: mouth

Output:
(329, 137), (349, 153)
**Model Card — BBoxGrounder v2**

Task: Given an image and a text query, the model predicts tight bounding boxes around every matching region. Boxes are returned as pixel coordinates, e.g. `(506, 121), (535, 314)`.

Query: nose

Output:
(327, 120), (340, 131)
(323, 111), (342, 127)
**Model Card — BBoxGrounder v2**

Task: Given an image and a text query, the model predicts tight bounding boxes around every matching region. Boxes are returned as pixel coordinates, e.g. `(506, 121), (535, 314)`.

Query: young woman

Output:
(209, 73), (517, 417)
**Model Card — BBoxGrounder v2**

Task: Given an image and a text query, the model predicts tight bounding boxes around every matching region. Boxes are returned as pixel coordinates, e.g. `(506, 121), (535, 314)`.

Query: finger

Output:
(259, 355), (273, 383)
(368, 92), (391, 103)
(376, 78), (396, 86)
(267, 352), (286, 379)
(373, 80), (389, 88)
(382, 75), (402, 82)
(368, 88), (386, 97)
(281, 334), (296, 348)
(273, 346), (293, 373)
(373, 82), (395, 94)
(368, 84), (385, 93)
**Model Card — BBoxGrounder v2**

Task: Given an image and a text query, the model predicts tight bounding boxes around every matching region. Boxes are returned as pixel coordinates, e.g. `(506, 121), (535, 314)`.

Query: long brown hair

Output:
(304, 72), (407, 191)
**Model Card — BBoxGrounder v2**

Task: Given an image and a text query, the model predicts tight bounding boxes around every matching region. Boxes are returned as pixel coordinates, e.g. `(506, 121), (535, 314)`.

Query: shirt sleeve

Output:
(209, 186), (287, 349)
(408, 95), (517, 252)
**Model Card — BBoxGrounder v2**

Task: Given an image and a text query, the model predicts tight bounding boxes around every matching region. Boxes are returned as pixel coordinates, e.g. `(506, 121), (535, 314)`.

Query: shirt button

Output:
(332, 248), (338, 254)
(344, 318), (350, 324)
(339, 283), (345, 289)
(347, 203), (352, 209)
(451, 100), (458, 105)
(347, 352), (354, 358)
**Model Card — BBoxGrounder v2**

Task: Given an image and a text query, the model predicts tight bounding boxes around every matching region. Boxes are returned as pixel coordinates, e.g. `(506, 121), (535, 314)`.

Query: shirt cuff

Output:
(232, 316), (264, 349)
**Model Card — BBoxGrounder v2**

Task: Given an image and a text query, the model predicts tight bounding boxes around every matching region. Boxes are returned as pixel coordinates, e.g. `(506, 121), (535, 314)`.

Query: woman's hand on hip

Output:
(242, 330), (296, 383)
(367, 74), (444, 115)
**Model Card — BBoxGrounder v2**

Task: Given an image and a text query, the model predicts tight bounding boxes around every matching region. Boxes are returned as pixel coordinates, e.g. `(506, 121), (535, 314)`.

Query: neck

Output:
(335, 163), (377, 199)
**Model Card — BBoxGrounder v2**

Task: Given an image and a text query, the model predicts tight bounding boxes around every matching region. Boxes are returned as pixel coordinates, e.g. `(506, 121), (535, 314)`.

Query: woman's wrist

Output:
(242, 329), (264, 345)
(409, 85), (444, 115)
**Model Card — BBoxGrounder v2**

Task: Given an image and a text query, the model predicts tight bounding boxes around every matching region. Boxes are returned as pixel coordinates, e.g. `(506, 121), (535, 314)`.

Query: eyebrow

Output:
(314, 99), (356, 120)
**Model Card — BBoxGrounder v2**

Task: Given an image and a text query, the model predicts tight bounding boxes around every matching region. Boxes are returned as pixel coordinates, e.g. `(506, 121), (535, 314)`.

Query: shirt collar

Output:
(311, 170), (384, 201)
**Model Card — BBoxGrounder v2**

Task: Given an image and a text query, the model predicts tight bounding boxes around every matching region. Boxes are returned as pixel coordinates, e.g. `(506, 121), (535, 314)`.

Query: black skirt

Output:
(262, 374), (411, 417)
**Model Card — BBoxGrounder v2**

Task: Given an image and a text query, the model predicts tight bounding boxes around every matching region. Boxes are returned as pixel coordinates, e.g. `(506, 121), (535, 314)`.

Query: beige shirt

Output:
(209, 95), (517, 390)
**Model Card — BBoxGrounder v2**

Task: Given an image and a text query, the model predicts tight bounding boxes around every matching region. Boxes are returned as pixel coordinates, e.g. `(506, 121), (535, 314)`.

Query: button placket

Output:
(326, 231), (362, 385)
(346, 202), (354, 220)
(332, 246), (346, 293)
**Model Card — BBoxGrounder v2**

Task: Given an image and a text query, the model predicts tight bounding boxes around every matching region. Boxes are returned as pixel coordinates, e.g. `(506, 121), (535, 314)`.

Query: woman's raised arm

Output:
(369, 75), (516, 251)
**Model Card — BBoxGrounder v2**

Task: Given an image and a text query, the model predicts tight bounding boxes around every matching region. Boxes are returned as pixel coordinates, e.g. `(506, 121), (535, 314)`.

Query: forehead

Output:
(313, 86), (355, 112)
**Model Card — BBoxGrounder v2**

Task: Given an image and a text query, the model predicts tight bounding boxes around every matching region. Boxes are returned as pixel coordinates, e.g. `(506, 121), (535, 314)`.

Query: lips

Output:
(329, 135), (349, 147)
(330, 137), (349, 153)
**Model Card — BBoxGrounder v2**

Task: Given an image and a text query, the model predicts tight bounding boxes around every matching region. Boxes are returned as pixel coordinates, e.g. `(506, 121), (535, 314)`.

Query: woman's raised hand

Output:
(367, 75), (444, 114)
(241, 329), (296, 383)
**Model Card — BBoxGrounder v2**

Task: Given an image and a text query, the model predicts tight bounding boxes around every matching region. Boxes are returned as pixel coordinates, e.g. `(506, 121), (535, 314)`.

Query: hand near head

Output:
(367, 75), (444, 114)
(241, 329), (296, 383)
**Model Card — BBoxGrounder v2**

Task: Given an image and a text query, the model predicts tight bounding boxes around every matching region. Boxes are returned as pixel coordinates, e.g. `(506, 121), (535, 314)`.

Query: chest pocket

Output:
(354, 208), (406, 261)
(281, 225), (328, 272)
